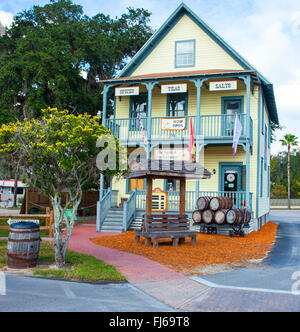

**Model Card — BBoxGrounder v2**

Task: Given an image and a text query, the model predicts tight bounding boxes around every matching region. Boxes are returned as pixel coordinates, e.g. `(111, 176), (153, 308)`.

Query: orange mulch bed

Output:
(91, 222), (278, 275)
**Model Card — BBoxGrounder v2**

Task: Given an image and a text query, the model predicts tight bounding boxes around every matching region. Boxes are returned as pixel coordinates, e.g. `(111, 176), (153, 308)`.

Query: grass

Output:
(0, 240), (126, 282)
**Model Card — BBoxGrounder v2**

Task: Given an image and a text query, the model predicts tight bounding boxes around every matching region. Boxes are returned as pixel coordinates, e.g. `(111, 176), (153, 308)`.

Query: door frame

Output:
(219, 162), (244, 192)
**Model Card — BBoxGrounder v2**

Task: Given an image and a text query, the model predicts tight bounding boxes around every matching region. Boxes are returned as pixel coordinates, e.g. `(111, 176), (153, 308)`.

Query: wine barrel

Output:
(244, 210), (252, 224)
(214, 209), (230, 225)
(7, 222), (41, 269)
(226, 209), (244, 225)
(192, 210), (203, 224)
(210, 196), (233, 211)
(225, 197), (234, 210)
(202, 210), (215, 224)
(197, 197), (211, 211)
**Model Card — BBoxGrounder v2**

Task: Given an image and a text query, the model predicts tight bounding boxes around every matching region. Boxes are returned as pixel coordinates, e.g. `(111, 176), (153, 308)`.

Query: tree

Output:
(0, 0), (153, 123)
(0, 108), (124, 266)
(271, 183), (288, 199)
(280, 134), (299, 208)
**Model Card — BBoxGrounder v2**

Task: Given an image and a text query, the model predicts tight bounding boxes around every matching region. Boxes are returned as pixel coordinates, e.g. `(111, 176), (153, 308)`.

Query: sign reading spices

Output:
(209, 80), (237, 91)
(161, 84), (187, 94)
(161, 117), (186, 131)
(115, 86), (139, 96)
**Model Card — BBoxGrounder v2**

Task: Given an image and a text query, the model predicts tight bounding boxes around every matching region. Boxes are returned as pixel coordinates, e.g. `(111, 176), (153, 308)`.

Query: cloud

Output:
(0, 10), (13, 27)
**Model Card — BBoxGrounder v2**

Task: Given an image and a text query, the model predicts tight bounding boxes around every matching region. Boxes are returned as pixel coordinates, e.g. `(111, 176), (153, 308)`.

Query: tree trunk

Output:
(51, 190), (82, 268)
(288, 145), (291, 209)
(13, 172), (19, 207)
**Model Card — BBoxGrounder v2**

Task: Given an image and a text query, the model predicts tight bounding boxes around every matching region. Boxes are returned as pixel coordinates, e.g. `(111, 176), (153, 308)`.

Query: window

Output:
(222, 97), (243, 137)
(127, 179), (145, 193)
(260, 158), (264, 197)
(167, 93), (188, 117)
(175, 40), (195, 68)
(129, 94), (148, 130)
(165, 179), (180, 192)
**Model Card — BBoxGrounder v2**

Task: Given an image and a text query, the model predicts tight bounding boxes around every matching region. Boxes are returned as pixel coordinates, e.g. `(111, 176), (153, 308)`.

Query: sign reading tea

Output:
(161, 84), (187, 94)
(161, 117), (186, 131)
(115, 86), (139, 96)
(209, 80), (237, 91)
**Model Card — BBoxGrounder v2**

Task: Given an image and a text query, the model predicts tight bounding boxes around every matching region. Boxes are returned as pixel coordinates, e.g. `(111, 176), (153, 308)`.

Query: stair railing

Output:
(96, 188), (112, 232)
(123, 189), (137, 232)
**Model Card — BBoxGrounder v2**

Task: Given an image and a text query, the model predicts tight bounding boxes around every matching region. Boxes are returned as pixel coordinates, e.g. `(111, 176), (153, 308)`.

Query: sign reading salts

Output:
(115, 86), (139, 96)
(161, 118), (186, 131)
(209, 80), (237, 91)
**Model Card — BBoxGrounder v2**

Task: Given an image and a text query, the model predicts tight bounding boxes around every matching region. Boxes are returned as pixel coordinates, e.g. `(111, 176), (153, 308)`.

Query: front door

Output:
(220, 165), (242, 192)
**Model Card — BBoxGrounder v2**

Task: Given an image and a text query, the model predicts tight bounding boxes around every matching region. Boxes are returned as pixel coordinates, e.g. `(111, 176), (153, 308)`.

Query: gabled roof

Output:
(117, 3), (279, 125)
(101, 69), (257, 83)
(125, 159), (211, 180)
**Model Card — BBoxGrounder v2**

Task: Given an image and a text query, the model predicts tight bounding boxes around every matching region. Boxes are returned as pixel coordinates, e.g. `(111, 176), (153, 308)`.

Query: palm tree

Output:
(280, 134), (299, 209)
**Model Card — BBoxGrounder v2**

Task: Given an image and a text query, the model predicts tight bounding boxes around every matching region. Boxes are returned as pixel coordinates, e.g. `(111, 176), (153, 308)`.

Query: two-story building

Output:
(97, 3), (279, 233)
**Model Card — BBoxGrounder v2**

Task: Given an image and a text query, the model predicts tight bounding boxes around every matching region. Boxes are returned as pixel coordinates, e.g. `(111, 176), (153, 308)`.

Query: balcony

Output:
(105, 114), (252, 147)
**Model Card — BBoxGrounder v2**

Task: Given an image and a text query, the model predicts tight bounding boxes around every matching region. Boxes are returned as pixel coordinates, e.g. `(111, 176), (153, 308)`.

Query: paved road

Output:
(0, 274), (174, 312)
(193, 210), (300, 293)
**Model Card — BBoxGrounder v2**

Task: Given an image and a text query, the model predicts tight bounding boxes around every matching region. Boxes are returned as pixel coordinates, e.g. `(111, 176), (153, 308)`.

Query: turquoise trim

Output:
(262, 97), (265, 135)
(116, 3), (278, 125)
(256, 85), (262, 218)
(219, 162), (244, 192)
(260, 157), (264, 197)
(268, 166), (270, 198)
(175, 39), (196, 68)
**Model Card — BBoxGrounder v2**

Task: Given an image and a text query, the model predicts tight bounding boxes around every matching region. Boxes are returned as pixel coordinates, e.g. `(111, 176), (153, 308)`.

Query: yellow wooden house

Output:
(97, 3), (279, 233)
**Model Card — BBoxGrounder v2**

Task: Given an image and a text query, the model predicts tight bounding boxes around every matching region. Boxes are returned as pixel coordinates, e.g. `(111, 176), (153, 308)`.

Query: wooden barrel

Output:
(243, 210), (252, 224)
(225, 197), (234, 210)
(210, 197), (233, 211)
(192, 210), (203, 224)
(226, 209), (244, 225)
(214, 209), (230, 225)
(7, 222), (41, 269)
(197, 197), (211, 211)
(202, 210), (215, 224)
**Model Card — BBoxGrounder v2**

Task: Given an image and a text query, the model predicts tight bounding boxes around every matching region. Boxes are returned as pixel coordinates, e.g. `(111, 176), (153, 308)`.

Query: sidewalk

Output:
(69, 225), (300, 312)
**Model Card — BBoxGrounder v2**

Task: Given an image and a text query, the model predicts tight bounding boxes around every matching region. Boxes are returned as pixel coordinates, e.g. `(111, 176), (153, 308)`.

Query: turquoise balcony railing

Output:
(105, 113), (252, 144)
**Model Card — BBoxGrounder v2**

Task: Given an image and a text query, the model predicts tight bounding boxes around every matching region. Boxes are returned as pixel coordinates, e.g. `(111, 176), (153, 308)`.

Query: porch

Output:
(97, 188), (253, 232)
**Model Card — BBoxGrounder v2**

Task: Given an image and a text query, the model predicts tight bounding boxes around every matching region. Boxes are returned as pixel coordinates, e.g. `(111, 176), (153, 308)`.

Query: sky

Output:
(0, 0), (299, 155)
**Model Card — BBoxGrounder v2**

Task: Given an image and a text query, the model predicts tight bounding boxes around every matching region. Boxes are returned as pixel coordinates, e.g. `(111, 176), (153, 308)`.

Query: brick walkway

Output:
(69, 225), (300, 312)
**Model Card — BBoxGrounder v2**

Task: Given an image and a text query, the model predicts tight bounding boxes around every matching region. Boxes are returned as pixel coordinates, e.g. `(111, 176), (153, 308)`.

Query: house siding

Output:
(132, 14), (243, 77)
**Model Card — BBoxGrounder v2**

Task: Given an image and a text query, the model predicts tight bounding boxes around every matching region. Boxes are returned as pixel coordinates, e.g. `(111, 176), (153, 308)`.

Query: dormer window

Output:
(175, 40), (195, 68)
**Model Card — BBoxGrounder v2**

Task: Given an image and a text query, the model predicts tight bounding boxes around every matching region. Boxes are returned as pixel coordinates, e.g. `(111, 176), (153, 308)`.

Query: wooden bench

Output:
(135, 214), (197, 248)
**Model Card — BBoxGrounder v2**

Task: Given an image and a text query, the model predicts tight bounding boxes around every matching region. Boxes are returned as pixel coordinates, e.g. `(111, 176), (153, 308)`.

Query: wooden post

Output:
(49, 210), (54, 238)
(25, 188), (29, 214)
(146, 177), (153, 215)
(179, 178), (186, 215)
